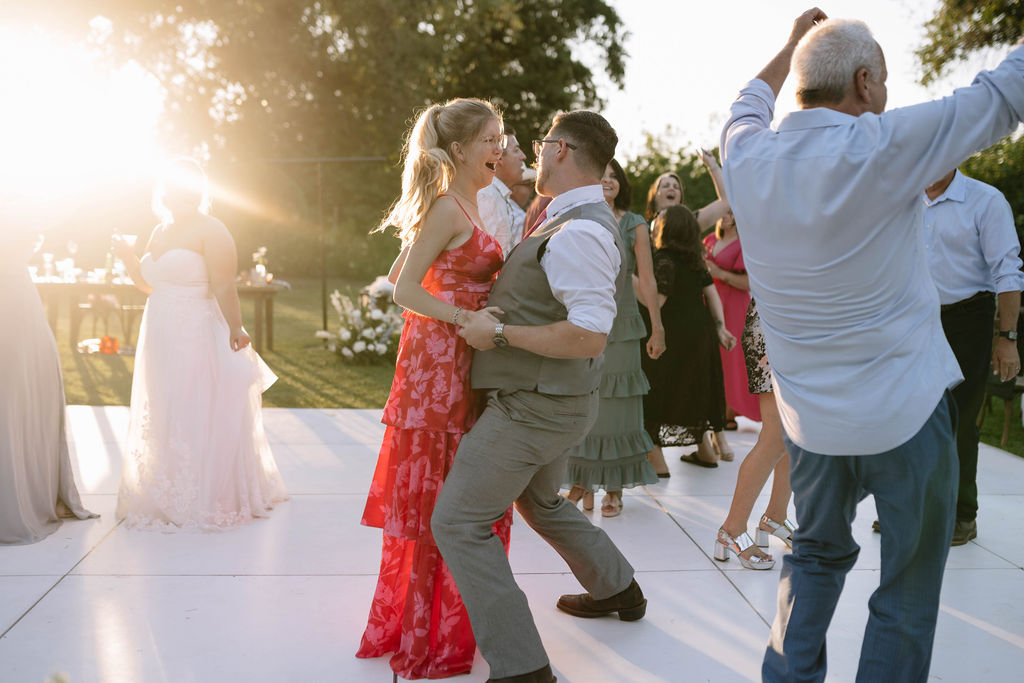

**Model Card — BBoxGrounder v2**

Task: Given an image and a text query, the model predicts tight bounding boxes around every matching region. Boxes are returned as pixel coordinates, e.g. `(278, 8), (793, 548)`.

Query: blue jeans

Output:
(762, 391), (958, 683)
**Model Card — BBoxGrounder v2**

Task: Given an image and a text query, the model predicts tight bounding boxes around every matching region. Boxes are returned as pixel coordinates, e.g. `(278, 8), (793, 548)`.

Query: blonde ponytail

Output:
(376, 98), (500, 245)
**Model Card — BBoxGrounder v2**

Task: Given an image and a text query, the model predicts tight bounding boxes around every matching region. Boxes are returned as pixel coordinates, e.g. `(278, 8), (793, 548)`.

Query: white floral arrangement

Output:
(316, 276), (404, 363)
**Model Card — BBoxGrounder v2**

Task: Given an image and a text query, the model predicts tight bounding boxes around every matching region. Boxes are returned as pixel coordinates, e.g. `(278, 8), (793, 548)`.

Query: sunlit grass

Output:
(57, 277), (393, 409)
(51, 276), (1024, 455)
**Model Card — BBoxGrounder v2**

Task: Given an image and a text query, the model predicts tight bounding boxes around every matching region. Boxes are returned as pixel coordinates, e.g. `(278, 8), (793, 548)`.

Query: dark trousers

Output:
(762, 392), (958, 683)
(941, 293), (995, 522)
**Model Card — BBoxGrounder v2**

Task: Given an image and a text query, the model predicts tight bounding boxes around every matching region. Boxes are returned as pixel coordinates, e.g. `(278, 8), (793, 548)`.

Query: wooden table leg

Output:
(265, 295), (274, 351)
(253, 296), (264, 354)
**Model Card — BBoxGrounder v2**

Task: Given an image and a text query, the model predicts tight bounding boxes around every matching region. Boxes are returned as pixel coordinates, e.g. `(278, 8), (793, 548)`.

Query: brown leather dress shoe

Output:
(486, 663), (557, 682)
(951, 519), (977, 546)
(555, 578), (646, 621)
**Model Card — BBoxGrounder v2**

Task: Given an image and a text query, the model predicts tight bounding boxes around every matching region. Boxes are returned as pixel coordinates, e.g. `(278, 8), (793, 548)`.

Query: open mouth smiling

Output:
(485, 161), (496, 171)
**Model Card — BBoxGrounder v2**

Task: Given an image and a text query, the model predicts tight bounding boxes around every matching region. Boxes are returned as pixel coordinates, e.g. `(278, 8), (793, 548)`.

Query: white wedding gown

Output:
(116, 248), (288, 530)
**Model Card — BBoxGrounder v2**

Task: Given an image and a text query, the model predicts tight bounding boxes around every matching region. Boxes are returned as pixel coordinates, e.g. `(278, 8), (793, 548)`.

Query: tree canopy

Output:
(34, 1), (626, 159)
(16, 1), (628, 277)
(624, 133), (719, 227)
(917, 0), (1024, 85)
(916, 0), (1024, 243)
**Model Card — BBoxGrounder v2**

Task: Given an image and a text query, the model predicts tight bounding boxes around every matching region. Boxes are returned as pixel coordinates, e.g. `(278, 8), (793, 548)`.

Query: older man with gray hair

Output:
(722, 8), (1024, 682)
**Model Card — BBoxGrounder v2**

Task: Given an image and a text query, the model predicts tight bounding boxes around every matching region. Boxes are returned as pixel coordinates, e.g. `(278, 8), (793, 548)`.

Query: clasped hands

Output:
(456, 306), (505, 350)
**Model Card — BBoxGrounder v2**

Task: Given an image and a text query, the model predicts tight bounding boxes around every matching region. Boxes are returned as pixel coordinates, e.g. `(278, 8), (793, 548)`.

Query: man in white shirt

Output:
(477, 131), (527, 257)
(923, 170), (1023, 544)
(432, 111), (643, 683)
(721, 9), (1024, 682)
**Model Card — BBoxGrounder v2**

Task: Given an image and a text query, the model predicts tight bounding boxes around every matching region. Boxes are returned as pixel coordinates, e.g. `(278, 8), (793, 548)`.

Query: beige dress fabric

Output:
(0, 234), (96, 545)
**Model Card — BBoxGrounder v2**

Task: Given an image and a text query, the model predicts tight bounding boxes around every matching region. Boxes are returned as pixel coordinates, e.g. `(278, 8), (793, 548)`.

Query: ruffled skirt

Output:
(564, 336), (658, 492)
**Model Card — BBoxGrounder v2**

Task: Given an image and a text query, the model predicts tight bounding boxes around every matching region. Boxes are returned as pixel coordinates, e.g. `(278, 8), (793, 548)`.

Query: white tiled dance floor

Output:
(1, 407), (1022, 682)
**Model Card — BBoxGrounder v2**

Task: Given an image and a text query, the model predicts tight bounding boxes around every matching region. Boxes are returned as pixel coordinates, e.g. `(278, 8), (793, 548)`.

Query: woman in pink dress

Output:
(357, 98), (512, 680)
(704, 210), (761, 440)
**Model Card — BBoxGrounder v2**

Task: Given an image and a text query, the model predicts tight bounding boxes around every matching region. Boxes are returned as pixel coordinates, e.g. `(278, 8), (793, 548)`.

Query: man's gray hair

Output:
(792, 19), (884, 107)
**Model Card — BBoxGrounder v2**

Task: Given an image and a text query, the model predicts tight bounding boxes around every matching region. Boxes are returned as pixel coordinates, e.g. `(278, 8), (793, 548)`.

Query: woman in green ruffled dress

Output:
(562, 159), (664, 517)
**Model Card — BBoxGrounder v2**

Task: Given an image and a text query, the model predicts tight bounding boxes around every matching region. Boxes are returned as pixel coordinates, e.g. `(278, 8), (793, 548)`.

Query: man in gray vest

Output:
(432, 110), (645, 683)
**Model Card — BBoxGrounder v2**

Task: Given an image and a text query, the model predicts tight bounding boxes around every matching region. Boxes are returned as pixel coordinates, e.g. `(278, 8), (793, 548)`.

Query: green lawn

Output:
(54, 277), (1023, 455)
(58, 277), (394, 409)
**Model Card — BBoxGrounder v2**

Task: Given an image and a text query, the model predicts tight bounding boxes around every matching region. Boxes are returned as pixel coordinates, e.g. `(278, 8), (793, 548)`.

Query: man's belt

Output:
(939, 290), (994, 313)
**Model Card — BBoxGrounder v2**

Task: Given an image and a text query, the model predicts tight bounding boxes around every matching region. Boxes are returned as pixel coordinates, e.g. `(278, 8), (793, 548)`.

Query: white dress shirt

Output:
(721, 45), (1024, 455)
(923, 170), (1024, 305)
(478, 177), (526, 258)
(537, 184), (620, 335)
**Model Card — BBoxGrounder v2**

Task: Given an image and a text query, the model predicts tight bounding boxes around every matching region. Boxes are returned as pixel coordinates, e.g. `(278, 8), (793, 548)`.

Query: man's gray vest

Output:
(471, 199), (629, 395)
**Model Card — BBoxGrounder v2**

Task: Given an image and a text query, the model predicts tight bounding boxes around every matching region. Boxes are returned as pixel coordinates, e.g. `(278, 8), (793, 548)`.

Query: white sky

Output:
(595, 0), (1008, 158)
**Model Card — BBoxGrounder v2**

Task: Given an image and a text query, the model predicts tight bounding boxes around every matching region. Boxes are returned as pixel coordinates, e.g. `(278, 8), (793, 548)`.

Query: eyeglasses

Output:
(480, 134), (509, 149)
(532, 138), (577, 156)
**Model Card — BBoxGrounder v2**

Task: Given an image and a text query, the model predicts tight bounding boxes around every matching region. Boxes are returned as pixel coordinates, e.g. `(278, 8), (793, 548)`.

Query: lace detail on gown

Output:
(115, 248), (287, 531)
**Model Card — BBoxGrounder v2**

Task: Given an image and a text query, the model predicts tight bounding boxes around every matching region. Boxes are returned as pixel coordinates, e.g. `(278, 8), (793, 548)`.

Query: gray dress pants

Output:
(432, 388), (635, 678)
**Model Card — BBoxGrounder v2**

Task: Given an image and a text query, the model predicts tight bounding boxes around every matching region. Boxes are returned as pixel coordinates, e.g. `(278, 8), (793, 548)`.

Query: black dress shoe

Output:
(556, 578), (646, 621)
(487, 663), (556, 682)
(951, 519), (977, 546)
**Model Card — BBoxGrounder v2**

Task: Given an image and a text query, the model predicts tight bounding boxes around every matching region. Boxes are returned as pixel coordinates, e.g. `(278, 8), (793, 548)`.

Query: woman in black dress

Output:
(640, 205), (735, 470)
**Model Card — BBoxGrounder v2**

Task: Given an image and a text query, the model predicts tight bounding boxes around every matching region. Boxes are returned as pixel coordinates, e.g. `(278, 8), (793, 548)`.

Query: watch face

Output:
(492, 322), (508, 348)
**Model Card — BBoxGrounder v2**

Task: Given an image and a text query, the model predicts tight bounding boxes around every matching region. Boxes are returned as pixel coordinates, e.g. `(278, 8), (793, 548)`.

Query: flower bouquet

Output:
(316, 277), (403, 363)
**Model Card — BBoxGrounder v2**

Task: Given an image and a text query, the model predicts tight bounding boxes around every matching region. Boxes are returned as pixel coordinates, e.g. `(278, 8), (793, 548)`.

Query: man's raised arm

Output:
(757, 8), (828, 98)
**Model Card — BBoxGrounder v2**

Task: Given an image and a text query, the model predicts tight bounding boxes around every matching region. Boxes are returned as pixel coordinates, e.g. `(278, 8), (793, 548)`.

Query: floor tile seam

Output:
(938, 564), (1024, 571)
(63, 572), (390, 578)
(954, 540), (1022, 567)
(272, 492), (372, 496)
(0, 519), (124, 640)
(70, 440), (386, 446)
(0, 575), (69, 578)
(272, 440), (383, 445)
(638, 487), (772, 628)
(514, 568), (740, 575)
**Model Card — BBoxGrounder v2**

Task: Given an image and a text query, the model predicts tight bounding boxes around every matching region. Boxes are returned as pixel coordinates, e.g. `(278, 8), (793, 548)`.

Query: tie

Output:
(524, 209), (548, 238)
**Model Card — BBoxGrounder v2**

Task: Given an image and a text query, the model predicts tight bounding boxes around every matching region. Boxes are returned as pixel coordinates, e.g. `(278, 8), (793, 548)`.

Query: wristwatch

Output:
(999, 329), (1018, 341)
(492, 322), (509, 348)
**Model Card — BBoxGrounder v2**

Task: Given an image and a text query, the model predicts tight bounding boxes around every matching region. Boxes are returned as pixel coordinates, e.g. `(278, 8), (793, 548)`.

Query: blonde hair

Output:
(377, 98), (500, 245)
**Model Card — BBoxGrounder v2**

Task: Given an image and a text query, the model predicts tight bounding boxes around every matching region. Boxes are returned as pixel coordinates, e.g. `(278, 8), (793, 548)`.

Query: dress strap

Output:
(438, 193), (477, 228)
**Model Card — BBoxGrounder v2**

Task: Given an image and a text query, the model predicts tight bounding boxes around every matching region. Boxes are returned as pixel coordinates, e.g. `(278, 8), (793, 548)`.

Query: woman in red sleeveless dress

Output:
(704, 211), (761, 426)
(357, 98), (512, 680)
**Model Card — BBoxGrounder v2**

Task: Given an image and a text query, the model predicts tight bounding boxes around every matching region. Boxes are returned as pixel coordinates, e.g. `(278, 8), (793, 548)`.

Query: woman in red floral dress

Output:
(357, 98), (513, 680)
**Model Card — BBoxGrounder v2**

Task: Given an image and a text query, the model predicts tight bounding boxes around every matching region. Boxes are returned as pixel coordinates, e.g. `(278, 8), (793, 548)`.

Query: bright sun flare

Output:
(0, 25), (166, 204)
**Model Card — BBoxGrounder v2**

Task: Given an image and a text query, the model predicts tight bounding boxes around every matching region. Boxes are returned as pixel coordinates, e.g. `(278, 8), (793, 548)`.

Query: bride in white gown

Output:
(113, 160), (287, 530)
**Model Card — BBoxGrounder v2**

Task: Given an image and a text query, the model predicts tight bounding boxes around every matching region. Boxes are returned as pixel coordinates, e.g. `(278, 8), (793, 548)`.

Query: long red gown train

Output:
(358, 218), (511, 679)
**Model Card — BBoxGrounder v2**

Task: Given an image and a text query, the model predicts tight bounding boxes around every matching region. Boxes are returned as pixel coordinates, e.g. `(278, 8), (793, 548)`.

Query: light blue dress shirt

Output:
(720, 46), (1024, 455)
(923, 170), (1024, 306)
